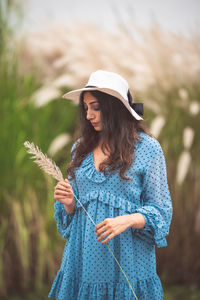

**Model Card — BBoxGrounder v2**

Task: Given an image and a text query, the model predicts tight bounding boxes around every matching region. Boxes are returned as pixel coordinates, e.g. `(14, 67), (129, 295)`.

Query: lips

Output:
(91, 122), (99, 126)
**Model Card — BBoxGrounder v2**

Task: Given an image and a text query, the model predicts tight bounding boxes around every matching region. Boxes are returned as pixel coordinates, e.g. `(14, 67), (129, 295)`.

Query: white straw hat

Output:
(62, 70), (143, 120)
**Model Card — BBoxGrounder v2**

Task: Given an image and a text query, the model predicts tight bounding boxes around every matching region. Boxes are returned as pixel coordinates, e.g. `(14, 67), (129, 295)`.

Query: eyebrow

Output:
(83, 101), (98, 106)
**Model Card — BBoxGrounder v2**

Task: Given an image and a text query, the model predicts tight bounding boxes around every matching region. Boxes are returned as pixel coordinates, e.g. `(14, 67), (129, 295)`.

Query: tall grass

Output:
(144, 84), (200, 286)
(1, 1), (200, 298)
(0, 1), (78, 296)
(19, 22), (200, 288)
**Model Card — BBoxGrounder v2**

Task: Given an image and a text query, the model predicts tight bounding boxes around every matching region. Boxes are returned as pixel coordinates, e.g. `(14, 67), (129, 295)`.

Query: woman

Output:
(48, 70), (172, 300)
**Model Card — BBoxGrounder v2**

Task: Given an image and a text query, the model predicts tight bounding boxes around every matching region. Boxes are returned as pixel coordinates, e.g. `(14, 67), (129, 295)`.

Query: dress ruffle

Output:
(75, 190), (137, 214)
(134, 206), (168, 248)
(54, 201), (74, 239)
(81, 152), (109, 183)
(48, 269), (163, 300)
(75, 190), (168, 247)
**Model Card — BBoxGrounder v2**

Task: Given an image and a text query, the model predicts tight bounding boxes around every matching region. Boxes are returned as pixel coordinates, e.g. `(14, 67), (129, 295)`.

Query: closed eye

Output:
(93, 105), (100, 111)
(83, 105), (100, 112)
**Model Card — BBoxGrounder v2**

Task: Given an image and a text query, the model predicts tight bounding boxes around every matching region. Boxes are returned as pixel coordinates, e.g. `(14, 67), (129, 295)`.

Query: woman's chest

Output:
(75, 151), (145, 203)
(93, 147), (109, 172)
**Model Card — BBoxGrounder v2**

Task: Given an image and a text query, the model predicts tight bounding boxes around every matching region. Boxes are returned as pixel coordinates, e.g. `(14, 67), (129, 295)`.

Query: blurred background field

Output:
(0, 0), (200, 299)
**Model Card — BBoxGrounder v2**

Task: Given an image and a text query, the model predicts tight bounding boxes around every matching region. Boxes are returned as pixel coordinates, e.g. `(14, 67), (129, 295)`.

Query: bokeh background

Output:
(1, 0), (200, 299)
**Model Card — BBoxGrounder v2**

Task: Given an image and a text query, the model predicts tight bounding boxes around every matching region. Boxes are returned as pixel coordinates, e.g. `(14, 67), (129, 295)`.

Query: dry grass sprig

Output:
(24, 141), (64, 182)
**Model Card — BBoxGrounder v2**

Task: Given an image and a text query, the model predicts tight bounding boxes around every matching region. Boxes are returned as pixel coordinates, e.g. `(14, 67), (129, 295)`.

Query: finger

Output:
(54, 195), (70, 202)
(56, 181), (67, 187)
(54, 192), (73, 200)
(62, 180), (72, 187)
(101, 233), (115, 244)
(55, 184), (68, 191)
(54, 195), (68, 200)
(95, 220), (107, 231)
(55, 197), (67, 203)
(54, 190), (68, 196)
(97, 230), (111, 241)
(96, 225), (108, 236)
(55, 195), (73, 203)
(57, 199), (69, 205)
(55, 191), (73, 198)
(55, 186), (72, 192)
(54, 189), (70, 195)
(54, 189), (72, 195)
(58, 181), (72, 189)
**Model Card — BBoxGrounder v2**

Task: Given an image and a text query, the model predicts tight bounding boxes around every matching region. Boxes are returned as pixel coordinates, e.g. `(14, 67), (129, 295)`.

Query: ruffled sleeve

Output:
(54, 142), (79, 239)
(134, 141), (172, 248)
(54, 201), (74, 239)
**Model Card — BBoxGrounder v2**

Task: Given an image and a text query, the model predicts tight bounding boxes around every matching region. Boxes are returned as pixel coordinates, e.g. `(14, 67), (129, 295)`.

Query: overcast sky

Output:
(22, 0), (200, 35)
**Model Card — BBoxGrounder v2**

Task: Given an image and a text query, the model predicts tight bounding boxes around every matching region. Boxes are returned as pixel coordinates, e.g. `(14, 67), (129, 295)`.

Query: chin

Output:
(94, 126), (102, 131)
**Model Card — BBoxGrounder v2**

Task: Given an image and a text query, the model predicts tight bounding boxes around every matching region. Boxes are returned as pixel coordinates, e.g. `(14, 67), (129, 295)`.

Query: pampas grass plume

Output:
(24, 141), (64, 182)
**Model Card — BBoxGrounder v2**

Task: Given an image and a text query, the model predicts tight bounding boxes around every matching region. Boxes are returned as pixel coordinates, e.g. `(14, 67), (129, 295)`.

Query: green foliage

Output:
(0, 1), (78, 296)
(1, 0), (200, 298)
(137, 82), (200, 286)
(164, 285), (200, 300)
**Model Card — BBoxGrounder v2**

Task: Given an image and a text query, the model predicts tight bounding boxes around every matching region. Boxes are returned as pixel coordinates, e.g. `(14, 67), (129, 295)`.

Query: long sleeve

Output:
(54, 177), (78, 239)
(54, 142), (79, 239)
(134, 142), (172, 248)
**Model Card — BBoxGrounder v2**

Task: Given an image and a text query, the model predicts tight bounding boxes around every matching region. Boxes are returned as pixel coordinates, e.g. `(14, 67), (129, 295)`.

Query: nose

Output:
(86, 108), (94, 120)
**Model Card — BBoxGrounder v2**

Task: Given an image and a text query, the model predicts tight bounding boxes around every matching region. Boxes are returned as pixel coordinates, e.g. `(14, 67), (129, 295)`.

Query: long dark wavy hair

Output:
(67, 90), (151, 181)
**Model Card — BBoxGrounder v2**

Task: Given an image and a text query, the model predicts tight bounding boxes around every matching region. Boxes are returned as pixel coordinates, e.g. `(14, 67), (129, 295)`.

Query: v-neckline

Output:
(91, 143), (110, 174)
(92, 151), (101, 173)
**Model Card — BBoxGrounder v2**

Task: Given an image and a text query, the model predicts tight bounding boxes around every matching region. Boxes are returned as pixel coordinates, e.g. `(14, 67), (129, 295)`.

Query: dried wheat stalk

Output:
(24, 141), (64, 182)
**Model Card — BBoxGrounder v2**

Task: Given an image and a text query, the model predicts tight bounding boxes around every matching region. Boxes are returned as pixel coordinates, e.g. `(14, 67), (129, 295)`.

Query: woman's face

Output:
(83, 92), (102, 131)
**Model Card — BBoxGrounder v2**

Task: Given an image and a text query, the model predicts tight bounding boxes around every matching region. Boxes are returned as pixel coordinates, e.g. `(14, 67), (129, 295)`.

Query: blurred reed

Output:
(19, 21), (200, 286)
(0, 1), (77, 297)
(0, 0), (200, 298)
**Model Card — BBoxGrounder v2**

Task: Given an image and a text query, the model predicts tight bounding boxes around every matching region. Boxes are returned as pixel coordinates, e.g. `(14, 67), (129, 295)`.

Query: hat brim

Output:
(62, 87), (143, 121)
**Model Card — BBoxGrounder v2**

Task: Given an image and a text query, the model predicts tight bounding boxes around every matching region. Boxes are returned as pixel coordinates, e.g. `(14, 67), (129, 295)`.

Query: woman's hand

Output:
(95, 213), (145, 244)
(95, 215), (131, 244)
(54, 179), (76, 214)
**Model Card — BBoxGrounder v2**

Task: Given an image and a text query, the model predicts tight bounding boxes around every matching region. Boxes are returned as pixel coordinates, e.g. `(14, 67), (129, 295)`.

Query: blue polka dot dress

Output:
(48, 132), (172, 300)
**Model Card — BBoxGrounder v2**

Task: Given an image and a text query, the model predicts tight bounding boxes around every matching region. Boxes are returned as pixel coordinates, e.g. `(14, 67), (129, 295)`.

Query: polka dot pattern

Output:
(48, 132), (172, 300)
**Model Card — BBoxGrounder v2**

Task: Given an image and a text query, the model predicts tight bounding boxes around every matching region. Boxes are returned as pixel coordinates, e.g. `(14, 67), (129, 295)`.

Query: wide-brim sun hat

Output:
(62, 70), (143, 121)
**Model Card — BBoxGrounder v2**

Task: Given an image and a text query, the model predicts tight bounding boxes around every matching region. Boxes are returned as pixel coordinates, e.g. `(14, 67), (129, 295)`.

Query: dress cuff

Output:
(54, 201), (74, 239)
(132, 208), (168, 248)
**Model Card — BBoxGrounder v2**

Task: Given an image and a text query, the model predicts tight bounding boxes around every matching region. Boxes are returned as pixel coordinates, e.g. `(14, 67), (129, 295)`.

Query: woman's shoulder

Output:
(71, 137), (82, 152)
(136, 131), (163, 155)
